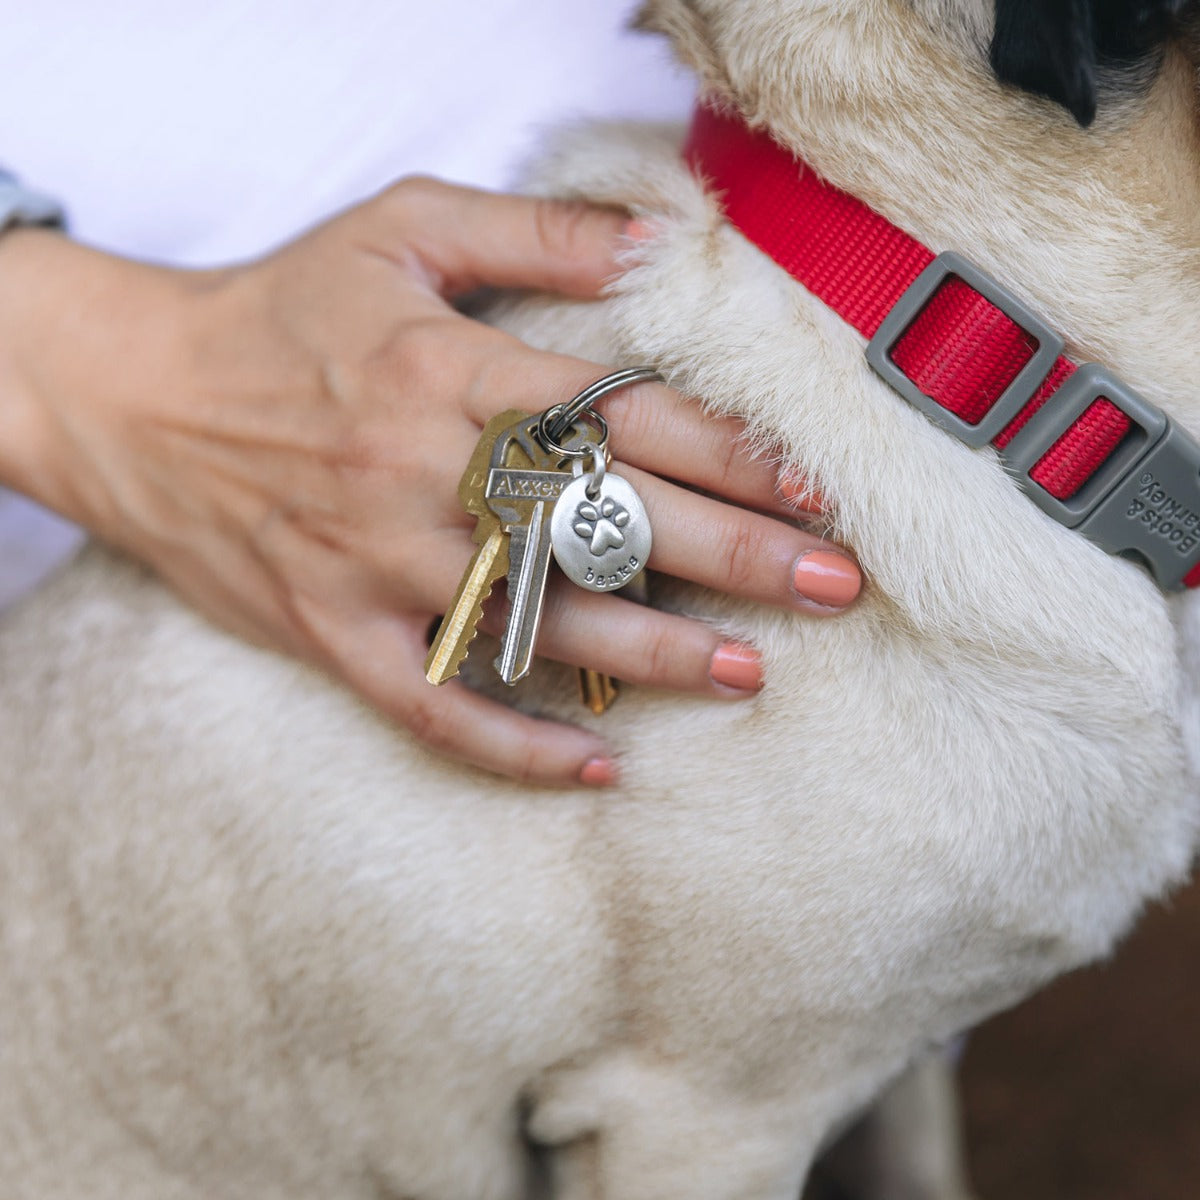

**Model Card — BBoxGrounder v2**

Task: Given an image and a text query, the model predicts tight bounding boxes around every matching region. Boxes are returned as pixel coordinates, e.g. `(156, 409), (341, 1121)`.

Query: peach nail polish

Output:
(579, 757), (618, 787)
(792, 550), (861, 608)
(623, 217), (658, 243)
(709, 641), (764, 693)
(777, 471), (825, 514)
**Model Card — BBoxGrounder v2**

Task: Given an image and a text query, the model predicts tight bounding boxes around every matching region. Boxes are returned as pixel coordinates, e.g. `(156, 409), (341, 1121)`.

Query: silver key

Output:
(484, 415), (573, 685)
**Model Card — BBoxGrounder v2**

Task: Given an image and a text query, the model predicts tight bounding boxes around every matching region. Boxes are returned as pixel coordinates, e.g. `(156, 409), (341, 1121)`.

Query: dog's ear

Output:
(990, 0), (1099, 126)
(990, 0), (1189, 127)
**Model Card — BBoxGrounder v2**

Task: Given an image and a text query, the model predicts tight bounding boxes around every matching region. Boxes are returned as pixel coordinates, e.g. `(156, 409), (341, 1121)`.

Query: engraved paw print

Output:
(573, 496), (629, 556)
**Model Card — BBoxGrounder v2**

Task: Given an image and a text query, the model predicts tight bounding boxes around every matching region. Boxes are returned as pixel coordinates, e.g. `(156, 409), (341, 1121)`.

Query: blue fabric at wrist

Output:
(0, 168), (65, 231)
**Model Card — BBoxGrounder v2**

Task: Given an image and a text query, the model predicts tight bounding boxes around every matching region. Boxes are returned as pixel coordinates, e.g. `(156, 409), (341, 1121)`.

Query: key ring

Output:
(538, 365), (664, 456)
(538, 406), (611, 460)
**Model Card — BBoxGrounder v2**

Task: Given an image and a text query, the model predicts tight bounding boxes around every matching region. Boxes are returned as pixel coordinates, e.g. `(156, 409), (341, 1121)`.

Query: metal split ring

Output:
(538, 365), (664, 455)
(537, 405), (611, 460)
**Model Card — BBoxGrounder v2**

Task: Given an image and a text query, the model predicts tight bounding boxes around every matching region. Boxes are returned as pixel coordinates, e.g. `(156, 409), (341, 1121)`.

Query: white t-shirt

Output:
(0, 1), (695, 606)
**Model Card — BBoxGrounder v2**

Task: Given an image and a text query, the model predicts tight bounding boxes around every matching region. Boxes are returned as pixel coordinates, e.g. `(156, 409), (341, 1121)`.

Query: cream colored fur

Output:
(2, 2), (1198, 1196)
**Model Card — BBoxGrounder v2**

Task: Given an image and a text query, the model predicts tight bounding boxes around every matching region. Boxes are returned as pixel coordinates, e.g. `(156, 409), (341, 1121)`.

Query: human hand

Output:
(0, 178), (859, 787)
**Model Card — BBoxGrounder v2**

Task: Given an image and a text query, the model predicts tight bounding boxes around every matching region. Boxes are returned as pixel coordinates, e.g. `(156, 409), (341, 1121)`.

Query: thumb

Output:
(375, 176), (633, 300)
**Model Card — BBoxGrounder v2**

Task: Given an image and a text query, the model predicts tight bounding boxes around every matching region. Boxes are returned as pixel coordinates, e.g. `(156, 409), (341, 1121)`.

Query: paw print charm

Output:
(551, 471), (652, 593)
(573, 496), (630, 555)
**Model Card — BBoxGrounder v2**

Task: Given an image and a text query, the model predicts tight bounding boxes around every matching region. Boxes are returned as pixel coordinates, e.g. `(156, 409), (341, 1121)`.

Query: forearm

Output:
(0, 228), (213, 541)
(0, 228), (65, 511)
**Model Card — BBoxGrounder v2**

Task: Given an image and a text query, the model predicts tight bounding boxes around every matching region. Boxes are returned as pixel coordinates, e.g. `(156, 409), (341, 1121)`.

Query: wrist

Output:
(0, 227), (73, 509)
(0, 229), (217, 538)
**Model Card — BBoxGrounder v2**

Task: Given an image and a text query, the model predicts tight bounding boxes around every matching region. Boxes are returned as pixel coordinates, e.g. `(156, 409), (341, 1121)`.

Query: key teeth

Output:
(424, 608), (484, 685)
(424, 527), (509, 686)
(425, 605), (482, 684)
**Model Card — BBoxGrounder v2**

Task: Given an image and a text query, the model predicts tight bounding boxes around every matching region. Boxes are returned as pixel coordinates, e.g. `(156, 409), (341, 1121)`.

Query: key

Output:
(424, 409), (527, 686)
(497, 508), (553, 683)
(484, 414), (575, 685)
(578, 669), (619, 715)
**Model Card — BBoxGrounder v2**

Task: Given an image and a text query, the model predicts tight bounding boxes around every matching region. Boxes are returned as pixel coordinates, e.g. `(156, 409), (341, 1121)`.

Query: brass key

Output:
(578, 670), (619, 714)
(424, 410), (525, 686)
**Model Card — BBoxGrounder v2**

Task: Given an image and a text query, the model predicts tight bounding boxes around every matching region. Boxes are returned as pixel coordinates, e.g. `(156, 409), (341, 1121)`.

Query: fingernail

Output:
(792, 550), (861, 608)
(778, 471), (825, 514)
(579, 756), (619, 788)
(709, 640), (764, 693)
(623, 217), (659, 243)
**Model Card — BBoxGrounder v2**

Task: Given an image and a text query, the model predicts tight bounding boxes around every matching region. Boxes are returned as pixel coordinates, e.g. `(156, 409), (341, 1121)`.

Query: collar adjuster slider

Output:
(869, 256), (1200, 588)
(866, 252), (1064, 448)
(1004, 364), (1200, 589)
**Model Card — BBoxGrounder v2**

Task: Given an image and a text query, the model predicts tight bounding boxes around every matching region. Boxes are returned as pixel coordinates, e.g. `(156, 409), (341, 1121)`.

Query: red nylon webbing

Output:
(682, 102), (1133, 505)
(682, 104), (932, 341)
(1028, 398), (1132, 499)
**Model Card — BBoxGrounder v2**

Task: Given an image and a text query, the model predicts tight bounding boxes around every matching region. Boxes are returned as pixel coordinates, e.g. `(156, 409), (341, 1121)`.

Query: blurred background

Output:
(806, 869), (1199, 1200)
(961, 867), (1200, 1199)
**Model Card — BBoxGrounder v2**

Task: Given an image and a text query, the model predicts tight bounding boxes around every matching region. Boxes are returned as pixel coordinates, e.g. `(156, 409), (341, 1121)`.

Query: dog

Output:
(2, 1), (1198, 1196)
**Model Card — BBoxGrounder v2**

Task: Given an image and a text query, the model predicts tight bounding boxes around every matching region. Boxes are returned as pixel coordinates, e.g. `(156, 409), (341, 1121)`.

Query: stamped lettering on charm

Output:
(583, 556), (642, 590)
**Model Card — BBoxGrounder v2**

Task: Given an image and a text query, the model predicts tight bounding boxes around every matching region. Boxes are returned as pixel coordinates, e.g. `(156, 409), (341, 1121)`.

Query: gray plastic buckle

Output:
(1003, 363), (1200, 589)
(865, 251), (1065, 448)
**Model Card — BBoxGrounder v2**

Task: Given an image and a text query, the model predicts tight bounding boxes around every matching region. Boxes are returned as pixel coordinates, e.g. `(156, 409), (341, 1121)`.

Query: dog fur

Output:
(2, 2), (1199, 1196)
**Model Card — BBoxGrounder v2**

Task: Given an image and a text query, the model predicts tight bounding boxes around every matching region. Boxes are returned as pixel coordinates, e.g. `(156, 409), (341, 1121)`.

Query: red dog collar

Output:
(683, 101), (1200, 590)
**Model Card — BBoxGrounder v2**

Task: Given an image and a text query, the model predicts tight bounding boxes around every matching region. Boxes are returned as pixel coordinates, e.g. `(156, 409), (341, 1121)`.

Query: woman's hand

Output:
(0, 178), (859, 787)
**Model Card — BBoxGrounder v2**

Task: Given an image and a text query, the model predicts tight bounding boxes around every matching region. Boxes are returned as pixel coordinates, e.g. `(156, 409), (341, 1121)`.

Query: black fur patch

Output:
(990, 0), (1191, 126)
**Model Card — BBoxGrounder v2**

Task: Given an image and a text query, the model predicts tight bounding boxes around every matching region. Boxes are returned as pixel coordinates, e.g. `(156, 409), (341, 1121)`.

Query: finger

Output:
(377, 177), (630, 300)
(460, 346), (823, 518)
(591, 377), (824, 516)
(624, 465), (862, 611)
(297, 598), (617, 788)
(483, 578), (765, 698)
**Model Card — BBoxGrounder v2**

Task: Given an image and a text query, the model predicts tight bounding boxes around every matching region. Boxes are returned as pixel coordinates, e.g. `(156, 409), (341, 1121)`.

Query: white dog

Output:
(2, 1), (1198, 1197)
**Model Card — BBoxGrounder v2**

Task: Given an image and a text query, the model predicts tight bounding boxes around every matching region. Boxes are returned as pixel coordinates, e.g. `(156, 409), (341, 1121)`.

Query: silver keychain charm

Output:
(550, 439), (652, 592)
(532, 365), (660, 712)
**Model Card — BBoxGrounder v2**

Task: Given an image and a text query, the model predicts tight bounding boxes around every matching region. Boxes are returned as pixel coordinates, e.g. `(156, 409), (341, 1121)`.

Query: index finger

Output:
(593, 377), (821, 516)
(371, 177), (632, 300)
(465, 344), (821, 518)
